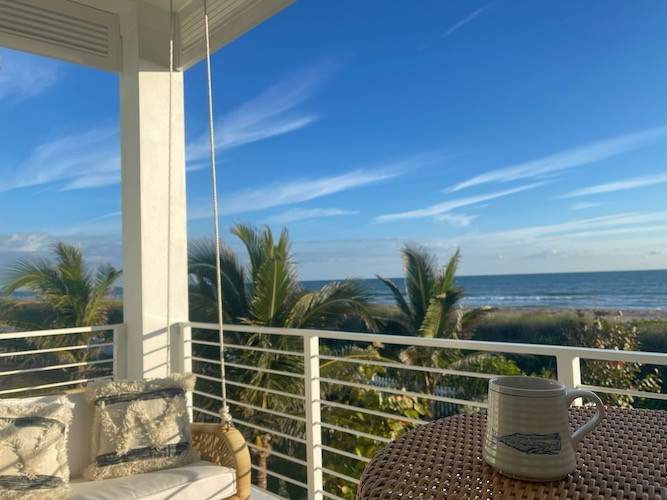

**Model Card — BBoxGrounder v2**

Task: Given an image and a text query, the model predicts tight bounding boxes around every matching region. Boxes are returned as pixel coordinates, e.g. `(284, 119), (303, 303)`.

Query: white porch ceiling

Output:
(177, 0), (290, 70)
(0, 0), (121, 71)
(0, 0), (292, 72)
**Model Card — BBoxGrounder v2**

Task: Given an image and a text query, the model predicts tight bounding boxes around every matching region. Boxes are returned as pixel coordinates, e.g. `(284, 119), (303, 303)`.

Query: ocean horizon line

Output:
(301, 268), (667, 283)
(6, 269), (666, 310)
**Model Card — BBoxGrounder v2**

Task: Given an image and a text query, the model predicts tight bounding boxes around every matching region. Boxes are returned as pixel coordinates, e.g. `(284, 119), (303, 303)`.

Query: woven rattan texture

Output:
(357, 408), (666, 500)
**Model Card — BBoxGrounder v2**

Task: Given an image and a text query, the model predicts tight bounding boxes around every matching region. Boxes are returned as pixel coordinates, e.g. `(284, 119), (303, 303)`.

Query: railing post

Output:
(172, 322), (192, 374)
(112, 324), (127, 379)
(304, 333), (323, 500)
(175, 322), (193, 419)
(557, 351), (582, 405)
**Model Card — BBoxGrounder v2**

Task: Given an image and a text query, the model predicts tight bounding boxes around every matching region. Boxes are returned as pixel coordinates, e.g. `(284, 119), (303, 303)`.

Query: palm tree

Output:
(2, 242), (121, 328)
(377, 245), (513, 395)
(377, 246), (481, 338)
(1, 242), (121, 372)
(189, 225), (376, 330)
(188, 225), (377, 490)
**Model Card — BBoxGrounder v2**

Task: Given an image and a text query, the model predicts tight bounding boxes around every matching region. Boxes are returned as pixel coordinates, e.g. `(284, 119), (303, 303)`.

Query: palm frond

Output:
(411, 248), (466, 339)
(320, 345), (383, 384)
(401, 244), (436, 329)
(446, 351), (496, 371)
(83, 264), (122, 325)
(376, 275), (413, 326)
(188, 239), (249, 322)
(1, 242), (120, 353)
(286, 280), (377, 331)
(419, 289), (462, 338)
(276, 227), (290, 257)
(231, 224), (268, 282)
(54, 242), (83, 272)
(250, 252), (301, 326)
(2, 259), (61, 296)
(440, 248), (460, 293)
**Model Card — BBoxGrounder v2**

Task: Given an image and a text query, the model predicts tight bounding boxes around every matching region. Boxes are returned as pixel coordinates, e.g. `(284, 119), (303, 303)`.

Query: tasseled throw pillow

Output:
(83, 373), (199, 480)
(0, 396), (74, 500)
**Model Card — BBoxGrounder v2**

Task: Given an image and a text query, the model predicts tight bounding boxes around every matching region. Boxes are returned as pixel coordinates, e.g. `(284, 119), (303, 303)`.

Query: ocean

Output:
(8, 270), (666, 310)
(303, 270), (667, 310)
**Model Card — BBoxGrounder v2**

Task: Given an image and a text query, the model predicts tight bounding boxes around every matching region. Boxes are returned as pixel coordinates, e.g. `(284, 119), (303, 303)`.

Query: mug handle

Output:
(565, 389), (605, 447)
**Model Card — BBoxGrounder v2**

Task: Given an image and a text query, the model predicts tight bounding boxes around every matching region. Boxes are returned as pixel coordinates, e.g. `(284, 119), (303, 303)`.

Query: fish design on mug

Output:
(498, 432), (561, 455)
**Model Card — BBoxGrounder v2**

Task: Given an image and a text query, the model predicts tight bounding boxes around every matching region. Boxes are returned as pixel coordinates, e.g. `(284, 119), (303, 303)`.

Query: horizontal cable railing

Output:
(184, 320), (667, 500)
(0, 324), (123, 396)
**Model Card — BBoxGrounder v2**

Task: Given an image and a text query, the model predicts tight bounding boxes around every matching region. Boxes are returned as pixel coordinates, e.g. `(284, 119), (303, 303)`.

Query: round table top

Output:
(357, 407), (667, 499)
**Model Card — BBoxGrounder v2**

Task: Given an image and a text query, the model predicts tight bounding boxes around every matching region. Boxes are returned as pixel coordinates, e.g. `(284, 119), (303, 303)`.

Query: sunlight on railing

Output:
(0, 324), (123, 396)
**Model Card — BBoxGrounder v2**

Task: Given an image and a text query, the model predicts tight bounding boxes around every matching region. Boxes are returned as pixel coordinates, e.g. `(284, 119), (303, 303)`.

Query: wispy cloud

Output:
(264, 207), (357, 224)
(570, 201), (603, 211)
(0, 231), (122, 269)
(189, 153), (437, 219)
(0, 233), (52, 253)
(476, 211), (667, 244)
(0, 49), (61, 101)
(0, 128), (120, 192)
(448, 127), (666, 192)
(559, 172), (667, 198)
(50, 211), (123, 236)
(375, 182), (544, 223)
(434, 213), (478, 226)
(187, 62), (334, 162)
(442, 5), (490, 38)
(1, 62), (333, 192)
(284, 211), (667, 278)
(86, 211), (122, 221)
(190, 162), (409, 219)
(221, 169), (396, 215)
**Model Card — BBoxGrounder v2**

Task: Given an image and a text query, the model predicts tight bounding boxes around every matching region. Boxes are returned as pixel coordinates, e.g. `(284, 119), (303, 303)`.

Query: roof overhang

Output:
(0, 0), (292, 72)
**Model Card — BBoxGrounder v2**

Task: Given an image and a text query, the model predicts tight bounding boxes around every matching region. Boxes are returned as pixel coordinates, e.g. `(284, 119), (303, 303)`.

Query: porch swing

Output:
(89, 0), (252, 492)
(2, 1), (251, 499)
(91, 0), (253, 495)
(183, 0), (252, 498)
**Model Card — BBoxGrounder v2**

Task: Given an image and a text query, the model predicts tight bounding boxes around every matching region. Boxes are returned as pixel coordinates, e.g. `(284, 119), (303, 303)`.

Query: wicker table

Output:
(357, 408), (667, 499)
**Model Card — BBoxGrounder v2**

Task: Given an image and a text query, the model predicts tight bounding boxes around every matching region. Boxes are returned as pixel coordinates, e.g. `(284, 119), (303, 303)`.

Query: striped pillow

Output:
(83, 373), (198, 480)
(0, 397), (74, 500)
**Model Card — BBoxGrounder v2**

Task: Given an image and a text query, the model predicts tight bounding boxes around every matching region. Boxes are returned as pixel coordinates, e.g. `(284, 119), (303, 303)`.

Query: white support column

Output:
(304, 334), (323, 500)
(118, 3), (189, 379)
(557, 352), (582, 405)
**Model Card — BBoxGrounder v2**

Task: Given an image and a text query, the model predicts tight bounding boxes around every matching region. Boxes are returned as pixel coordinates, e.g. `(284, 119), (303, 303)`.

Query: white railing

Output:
(182, 321), (667, 500)
(0, 324), (124, 396)
(2, 321), (664, 499)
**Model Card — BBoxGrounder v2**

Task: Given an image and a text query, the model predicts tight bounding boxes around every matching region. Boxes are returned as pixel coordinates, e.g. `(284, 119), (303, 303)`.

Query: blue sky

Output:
(1, 0), (666, 279)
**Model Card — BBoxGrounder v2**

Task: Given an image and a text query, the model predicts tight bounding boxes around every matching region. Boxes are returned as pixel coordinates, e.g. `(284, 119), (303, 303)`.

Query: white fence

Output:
(182, 322), (667, 500)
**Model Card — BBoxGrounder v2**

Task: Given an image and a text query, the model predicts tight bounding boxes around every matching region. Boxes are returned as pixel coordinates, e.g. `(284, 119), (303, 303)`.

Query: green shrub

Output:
(564, 312), (662, 408)
(472, 310), (579, 345)
(636, 319), (667, 353)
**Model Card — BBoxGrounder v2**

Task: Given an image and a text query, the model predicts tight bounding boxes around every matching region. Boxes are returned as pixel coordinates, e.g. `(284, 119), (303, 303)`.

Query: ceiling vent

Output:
(0, 0), (121, 72)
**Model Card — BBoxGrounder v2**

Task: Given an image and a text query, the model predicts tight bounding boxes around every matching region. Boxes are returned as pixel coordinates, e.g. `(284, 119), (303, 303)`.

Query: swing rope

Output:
(166, 0), (174, 374)
(166, 0), (231, 425)
(203, 0), (232, 426)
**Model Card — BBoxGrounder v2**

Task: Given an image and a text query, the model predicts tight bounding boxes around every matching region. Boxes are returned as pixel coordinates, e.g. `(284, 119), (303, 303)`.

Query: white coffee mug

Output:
(483, 376), (605, 481)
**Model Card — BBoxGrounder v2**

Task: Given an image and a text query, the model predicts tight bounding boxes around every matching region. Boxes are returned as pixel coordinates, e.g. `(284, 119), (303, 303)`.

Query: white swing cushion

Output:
(19, 390), (238, 499)
(70, 460), (236, 500)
